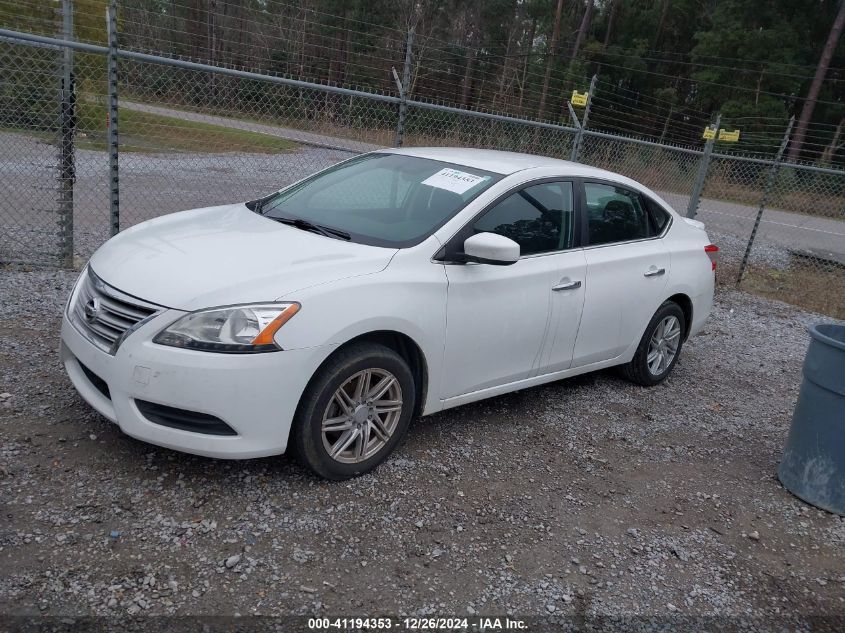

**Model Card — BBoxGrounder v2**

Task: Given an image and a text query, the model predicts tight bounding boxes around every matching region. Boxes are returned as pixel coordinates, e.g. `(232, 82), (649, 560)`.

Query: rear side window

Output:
(644, 197), (671, 235)
(584, 183), (649, 246)
(473, 181), (575, 256)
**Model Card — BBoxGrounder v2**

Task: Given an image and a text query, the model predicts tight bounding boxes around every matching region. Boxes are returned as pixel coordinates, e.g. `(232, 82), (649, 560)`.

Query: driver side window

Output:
(472, 181), (575, 256)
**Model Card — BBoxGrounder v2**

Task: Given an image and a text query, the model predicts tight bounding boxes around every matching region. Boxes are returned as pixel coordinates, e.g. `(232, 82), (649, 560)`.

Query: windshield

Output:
(260, 153), (502, 247)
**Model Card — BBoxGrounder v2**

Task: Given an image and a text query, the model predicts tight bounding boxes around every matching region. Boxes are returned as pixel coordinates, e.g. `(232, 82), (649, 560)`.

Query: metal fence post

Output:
(394, 26), (413, 147)
(570, 73), (597, 162)
(686, 113), (720, 219)
(58, 0), (75, 267)
(736, 116), (795, 285)
(106, 1), (119, 236)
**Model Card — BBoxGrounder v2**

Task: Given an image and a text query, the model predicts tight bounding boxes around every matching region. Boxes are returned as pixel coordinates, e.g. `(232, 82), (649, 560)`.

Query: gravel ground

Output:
(706, 229), (792, 271)
(0, 268), (844, 629)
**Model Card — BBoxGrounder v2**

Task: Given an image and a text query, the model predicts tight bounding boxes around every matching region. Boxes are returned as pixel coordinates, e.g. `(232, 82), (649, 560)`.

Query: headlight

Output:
(153, 302), (300, 353)
(66, 265), (88, 316)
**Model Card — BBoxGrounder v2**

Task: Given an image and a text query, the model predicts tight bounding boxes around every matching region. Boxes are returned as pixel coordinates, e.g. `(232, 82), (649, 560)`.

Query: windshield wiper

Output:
(271, 216), (351, 241)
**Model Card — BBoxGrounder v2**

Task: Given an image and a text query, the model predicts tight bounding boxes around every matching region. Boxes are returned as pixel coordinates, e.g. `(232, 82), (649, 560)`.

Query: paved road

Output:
(661, 191), (845, 265)
(121, 101), (845, 265)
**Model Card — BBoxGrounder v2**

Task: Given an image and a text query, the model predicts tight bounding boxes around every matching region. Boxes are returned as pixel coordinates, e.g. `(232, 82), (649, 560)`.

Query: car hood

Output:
(89, 203), (397, 310)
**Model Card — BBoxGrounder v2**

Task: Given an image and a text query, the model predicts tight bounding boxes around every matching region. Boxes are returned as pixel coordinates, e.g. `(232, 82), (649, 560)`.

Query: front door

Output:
(440, 180), (584, 398)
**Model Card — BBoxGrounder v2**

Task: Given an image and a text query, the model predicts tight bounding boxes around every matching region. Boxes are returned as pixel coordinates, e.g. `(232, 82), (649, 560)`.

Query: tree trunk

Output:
(560, 0), (594, 121)
(207, 0), (217, 100)
(603, 0), (619, 49)
(340, 14), (352, 87)
(459, 2), (480, 109)
(184, 0), (207, 60)
(519, 17), (536, 114)
(494, 0), (520, 109)
(235, 1), (247, 70)
(461, 47), (477, 108)
(297, 7), (306, 79)
(207, 0), (216, 66)
(297, 5), (309, 120)
(820, 117), (844, 165)
(596, 0), (620, 75)
(651, 0), (669, 51)
(658, 104), (673, 144)
(571, 0), (595, 62)
(537, 0), (566, 121)
(787, 0), (845, 162)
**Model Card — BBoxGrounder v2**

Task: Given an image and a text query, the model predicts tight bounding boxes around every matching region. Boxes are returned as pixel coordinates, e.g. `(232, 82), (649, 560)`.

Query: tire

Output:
(291, 342), (415, 480)
(621, 301), (686, 386)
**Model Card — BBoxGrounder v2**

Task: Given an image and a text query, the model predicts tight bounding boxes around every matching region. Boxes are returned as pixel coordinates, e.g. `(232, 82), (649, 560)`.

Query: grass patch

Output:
(75, 101), (296, 154)
(722, 259), (845, 319)
(0, 126), (55, 143)
(2, 105), (297, 154)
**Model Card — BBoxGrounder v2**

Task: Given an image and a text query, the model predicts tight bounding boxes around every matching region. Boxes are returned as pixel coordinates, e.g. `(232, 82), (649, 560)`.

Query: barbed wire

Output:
(2, 0), (842, 166)
(160, 0), (845, 74)
(112, 2), (723, 121)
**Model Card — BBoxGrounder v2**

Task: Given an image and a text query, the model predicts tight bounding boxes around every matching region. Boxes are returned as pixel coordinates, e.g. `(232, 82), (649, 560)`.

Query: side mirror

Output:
(462, 232), (520, 265)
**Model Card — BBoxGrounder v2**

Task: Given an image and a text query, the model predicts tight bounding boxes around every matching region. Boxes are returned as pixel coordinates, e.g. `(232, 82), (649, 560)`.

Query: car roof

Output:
(381, 146), (624, 179)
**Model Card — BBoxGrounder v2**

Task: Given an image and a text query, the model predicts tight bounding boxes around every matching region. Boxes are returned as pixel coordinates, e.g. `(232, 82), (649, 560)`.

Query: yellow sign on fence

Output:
(718, 129), (740, 142)
(702, 127), (716, 140)
(571, 90), (589, 107)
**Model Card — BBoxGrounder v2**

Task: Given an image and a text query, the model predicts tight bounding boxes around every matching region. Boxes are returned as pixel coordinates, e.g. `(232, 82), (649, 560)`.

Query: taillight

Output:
(704, 244), (719, 271)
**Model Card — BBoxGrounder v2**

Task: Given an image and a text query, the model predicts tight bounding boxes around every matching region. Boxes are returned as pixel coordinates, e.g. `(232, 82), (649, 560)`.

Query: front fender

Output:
(274, 251), (449, 415)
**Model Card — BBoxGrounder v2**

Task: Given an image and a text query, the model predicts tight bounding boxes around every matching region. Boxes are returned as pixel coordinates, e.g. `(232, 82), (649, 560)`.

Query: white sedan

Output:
(61, 148), (717, 479)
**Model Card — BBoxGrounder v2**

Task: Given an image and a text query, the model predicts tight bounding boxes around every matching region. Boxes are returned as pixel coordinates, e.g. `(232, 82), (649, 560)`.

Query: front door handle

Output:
(643, 268), (666, 277)
(552, 279), (582, 291)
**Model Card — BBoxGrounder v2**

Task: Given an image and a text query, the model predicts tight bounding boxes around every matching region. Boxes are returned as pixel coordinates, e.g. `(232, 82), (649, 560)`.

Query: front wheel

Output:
(621, 301), (686, 386)
(291, 343), (415, 480)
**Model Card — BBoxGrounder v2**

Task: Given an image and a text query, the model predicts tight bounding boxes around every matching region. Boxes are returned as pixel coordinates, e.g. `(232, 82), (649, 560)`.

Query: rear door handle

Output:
(643, 268), (666, 277)
(552, 280), (582, 291)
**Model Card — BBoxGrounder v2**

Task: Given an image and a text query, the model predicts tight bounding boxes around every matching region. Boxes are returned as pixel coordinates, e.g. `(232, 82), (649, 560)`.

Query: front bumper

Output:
(60, 311), (333, 459)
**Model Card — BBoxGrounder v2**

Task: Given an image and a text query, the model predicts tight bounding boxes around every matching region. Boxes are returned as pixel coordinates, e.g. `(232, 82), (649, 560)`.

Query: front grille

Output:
(70, 269), (161, 354)
(78, 361), (111, 400)
(135, 400), (237, 436)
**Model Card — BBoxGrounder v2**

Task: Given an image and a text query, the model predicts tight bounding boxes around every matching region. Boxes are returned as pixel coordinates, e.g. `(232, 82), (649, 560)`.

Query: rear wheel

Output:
(291, 343), (415, 480)
(621, 301), (685, 386)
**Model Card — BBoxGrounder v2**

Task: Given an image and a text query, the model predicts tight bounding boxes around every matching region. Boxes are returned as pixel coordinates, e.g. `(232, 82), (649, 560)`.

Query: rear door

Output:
(571, 180), (670, 367)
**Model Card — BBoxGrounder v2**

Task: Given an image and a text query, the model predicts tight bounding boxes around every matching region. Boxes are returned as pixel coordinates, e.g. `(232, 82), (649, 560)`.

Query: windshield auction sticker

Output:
(422, 168), (489, 194)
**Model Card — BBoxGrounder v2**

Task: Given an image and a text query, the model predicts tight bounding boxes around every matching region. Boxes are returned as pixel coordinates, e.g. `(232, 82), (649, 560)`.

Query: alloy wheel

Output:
(647, 315), (681, 376)
(321, 368), (403, 464)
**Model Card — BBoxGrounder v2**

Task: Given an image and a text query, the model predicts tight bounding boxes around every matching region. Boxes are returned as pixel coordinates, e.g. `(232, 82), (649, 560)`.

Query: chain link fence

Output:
(702, 156), (845, 317)
(403, 102), (576, 159)
(0, 38), (65, 265)
(1, 28), (843, 317)
(114, 56), (393, 230)
(577, 132), (703, 216)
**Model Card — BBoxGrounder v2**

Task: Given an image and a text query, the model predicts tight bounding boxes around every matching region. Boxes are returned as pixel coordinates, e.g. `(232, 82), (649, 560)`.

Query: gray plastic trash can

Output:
(778, 323), (845, 515)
